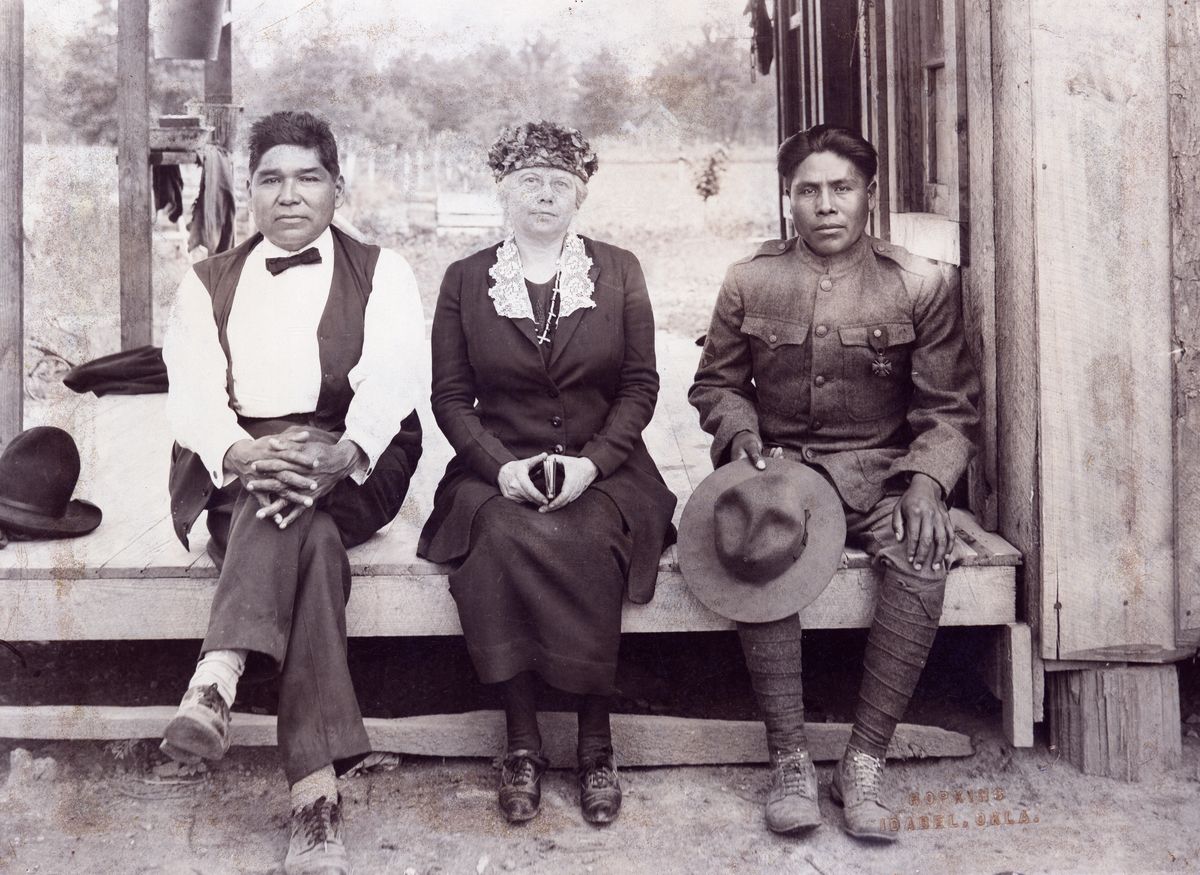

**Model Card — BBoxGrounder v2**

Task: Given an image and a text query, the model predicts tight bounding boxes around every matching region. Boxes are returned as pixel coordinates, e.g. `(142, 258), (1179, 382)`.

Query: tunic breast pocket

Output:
(741, 314), (809, 415)
(838, 322), (916, 421)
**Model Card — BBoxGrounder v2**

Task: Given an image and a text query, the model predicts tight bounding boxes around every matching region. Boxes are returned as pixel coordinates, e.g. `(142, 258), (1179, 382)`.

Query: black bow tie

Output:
(265, 247), (322, 276)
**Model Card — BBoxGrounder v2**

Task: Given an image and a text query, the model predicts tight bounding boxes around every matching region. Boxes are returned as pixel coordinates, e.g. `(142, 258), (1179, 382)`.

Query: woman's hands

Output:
(497, 452), (598, 512)
(498, 453), (550, 505)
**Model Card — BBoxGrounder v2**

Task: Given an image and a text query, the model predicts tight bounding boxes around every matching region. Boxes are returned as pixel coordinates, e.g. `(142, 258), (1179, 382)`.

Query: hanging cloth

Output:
(188, 144), (235, 254)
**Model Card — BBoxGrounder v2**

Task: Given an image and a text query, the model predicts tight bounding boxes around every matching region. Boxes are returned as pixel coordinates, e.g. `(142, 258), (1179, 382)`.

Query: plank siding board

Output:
(1169, 0), (1200, 647)
(117, 0), (153, 349)
(1030, 1), (1175, 660)
(0, 0), (22, 443)
(963, 0), (998, 529)
(990, 0), (1041, 660)
(0, 708), (973, 767)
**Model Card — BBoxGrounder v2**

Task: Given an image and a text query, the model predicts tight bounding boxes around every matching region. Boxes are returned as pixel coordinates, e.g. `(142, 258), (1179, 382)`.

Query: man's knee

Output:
(878, 563), (946, 622)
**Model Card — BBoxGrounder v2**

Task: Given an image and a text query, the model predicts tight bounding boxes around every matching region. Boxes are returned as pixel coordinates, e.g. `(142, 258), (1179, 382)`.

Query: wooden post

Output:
(0, 0), (22, 442)
(118, 0), (152, 350)
(202, 17), (236, 152)
(1169, 0), (1200, 648)
(1048, 665), (1182, 781)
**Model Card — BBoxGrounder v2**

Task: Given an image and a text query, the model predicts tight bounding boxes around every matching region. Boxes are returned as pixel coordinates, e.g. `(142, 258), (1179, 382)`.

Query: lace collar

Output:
(487, 233), (596, 321)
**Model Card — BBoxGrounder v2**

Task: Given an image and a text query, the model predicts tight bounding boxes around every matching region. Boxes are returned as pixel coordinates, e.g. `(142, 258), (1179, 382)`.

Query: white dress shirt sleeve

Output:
(162, 268), (252, 487)
(341, 248), (428, 483)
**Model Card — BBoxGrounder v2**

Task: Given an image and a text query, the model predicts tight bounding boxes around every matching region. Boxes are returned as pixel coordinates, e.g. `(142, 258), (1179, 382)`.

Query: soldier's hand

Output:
(892, 473), (954, 572)
(731, 431), (766, 470)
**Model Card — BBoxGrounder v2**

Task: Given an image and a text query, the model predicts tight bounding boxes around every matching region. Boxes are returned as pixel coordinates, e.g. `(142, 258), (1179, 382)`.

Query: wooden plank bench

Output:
(0, 333), (1030, 762)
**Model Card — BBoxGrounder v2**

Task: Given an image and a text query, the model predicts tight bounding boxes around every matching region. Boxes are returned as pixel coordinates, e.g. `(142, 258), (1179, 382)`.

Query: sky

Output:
(28, 0), (751, 72)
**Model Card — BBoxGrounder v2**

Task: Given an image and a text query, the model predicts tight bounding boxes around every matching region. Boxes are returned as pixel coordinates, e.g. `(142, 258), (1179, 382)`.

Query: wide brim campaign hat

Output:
(679, 457), (845, 623)
(0, 426), (102, 539)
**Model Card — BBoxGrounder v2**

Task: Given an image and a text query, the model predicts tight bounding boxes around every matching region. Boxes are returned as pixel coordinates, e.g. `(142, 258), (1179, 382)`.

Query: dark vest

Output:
(169, 226), (389, 547)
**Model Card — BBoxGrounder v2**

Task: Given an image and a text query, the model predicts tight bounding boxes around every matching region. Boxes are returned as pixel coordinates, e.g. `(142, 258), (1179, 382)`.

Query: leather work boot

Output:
(764, 749), (821, 834)
(160, 683), (230, 764)
(498, 749), (549, 823)
(578, 751), (622, 825)
(830, 746), (899, 842)
(284, 794), (348, 875)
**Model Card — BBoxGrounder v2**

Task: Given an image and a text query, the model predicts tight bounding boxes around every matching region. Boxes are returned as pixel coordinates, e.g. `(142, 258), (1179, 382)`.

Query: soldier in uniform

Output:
(689, 124), (980, 841)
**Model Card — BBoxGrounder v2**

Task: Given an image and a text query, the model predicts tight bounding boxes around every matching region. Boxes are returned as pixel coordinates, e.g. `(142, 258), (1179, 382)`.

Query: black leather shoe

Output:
(161, 683), (230, 764)
(578, 751), (621, 825)
(499, 749), (548, 823)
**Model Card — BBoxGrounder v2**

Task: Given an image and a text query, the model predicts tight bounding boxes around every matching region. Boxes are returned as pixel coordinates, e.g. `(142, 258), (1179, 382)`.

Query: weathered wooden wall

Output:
(990, 0), (1041, 661)
(0, 0), (22, 443)
(1029, 0), (1177, 661)
(1169, 0), (1200, 648)
(962, 0), (997, 530)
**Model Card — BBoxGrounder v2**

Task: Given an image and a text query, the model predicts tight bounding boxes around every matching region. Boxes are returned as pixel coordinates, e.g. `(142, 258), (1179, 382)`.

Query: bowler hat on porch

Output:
(0, 426), (102, 539)
(678, 457), (845, 623)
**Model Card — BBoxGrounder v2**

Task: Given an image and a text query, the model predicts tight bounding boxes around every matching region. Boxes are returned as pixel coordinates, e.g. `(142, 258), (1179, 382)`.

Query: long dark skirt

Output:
(449, 490), (633, 695)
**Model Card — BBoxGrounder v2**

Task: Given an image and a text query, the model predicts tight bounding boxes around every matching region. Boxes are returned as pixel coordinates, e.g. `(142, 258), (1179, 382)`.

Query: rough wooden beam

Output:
(1047, 665), (1182, 781)
(990, 0), (1042, 659)
(0, 567), (1018, 642)
(0, 707), (974, 768)
(1169, 0), (1200, 649)
(0, 0), (22, 443)
(982, 622), (1034, 747)
(117, 0), (152, 349)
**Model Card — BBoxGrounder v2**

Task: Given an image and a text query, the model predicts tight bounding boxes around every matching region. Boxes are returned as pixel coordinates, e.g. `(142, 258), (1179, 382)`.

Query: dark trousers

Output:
(197, 415), (421, 785)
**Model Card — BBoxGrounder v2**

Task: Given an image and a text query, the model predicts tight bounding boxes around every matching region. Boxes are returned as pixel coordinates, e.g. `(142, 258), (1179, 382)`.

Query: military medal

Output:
(868, 326), (893, 378)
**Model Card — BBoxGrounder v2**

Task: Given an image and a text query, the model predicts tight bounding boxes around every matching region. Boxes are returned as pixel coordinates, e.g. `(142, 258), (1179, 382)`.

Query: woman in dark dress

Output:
(418, 122), (676, 825)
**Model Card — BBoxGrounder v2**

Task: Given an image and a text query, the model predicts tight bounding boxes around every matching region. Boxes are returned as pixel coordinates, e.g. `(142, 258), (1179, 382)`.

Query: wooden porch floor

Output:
(0, 333), (1019, 640)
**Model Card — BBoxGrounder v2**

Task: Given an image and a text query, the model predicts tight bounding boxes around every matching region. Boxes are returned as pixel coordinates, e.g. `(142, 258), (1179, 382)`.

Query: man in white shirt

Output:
(160, 110), (425, 875)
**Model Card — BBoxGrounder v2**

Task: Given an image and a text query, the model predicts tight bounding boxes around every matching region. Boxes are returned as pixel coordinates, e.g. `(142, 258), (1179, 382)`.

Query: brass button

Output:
(553, 443), (565, 453)
(803, 448), (815, 460)
(815, 325), (828, 338)
(777, 242), (787, 251)
(812, 421), (823, 431)
(551, 416), (562, 427)
(873, 328), (882, 338)
(814, 375), (826, 387)
(768, 333), (778, 343)
(820, 278), (832, 291)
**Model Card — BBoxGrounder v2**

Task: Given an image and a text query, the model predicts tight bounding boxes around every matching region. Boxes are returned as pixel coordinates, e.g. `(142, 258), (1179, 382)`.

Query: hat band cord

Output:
(0, 495), (54, 515)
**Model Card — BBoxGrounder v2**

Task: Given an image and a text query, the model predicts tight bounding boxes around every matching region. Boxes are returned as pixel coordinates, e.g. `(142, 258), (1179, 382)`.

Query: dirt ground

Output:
(2, 639), (1199, 875)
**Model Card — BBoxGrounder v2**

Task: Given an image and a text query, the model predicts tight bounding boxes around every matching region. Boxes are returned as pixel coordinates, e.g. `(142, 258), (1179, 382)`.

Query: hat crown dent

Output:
(0, 426), (82, 517)
(713, 471), (810, 584)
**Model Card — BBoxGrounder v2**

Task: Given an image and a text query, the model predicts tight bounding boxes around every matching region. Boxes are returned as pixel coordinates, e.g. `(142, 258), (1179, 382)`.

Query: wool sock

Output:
(502, 671), (542, 753)
(576, 694), (613, 761)
(290, 764), (338, 811)
(187, 648), (247, 709)
(848, 569), (944, 758)
(736, 614), (809, 756)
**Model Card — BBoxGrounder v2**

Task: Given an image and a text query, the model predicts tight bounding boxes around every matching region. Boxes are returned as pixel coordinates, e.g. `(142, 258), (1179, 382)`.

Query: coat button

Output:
(546, 387), (559, 398)
(777, 242), (787, 251)
(814, 375), (826, 387)
(553, 443), (565, 453)
(873, 328), (882, 338)
(812, 421), (823, 431)
(768, 333), (778, 343)
(815, 325), (828, 338)
(551, 416), (562, 427)
(803, 448), (815, 460)
(820, 278), (832, 291)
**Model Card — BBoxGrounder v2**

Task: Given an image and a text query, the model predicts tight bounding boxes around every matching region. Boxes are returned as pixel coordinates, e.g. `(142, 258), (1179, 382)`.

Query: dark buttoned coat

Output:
(689, 234), (980, 512)
(417, 237), (677, 603)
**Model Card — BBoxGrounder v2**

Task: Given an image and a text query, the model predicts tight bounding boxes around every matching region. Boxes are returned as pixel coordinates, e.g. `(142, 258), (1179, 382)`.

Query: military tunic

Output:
(689, 234), (980, 592)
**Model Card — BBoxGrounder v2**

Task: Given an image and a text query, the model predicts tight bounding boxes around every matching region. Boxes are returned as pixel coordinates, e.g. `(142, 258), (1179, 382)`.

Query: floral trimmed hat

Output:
(487, 121), (599, 182)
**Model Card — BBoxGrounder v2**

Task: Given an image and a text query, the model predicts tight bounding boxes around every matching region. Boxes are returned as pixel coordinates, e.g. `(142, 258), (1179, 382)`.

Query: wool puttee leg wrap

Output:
(736, 614), (809, 756)
(848, 568), (945, 758)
